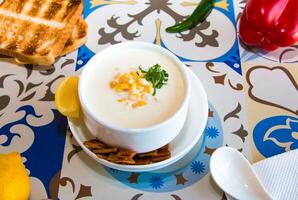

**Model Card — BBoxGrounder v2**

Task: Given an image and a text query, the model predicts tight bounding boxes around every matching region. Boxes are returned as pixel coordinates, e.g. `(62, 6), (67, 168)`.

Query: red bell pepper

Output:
(239, 0), (298, 51)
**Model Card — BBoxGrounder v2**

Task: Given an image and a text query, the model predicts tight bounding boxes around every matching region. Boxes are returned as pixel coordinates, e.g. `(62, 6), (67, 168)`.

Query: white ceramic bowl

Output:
(69, 68), (208, 172)
(78, 42), (191, 153)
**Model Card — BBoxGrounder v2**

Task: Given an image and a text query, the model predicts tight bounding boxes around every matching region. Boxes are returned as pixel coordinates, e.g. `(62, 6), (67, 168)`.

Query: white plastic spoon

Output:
(210, 147), (272, 200)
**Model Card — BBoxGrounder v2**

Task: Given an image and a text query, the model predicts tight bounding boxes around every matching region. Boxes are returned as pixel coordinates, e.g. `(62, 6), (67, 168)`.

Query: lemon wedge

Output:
(0, 152), (30, 200)
(55, 76), (81, 118)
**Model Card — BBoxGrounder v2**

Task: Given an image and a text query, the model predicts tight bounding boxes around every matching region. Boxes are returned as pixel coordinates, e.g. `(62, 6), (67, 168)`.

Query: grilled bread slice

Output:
(0, 0), (83, 65)
(14, 17), (87, 64)
(61, 17), (87, 56)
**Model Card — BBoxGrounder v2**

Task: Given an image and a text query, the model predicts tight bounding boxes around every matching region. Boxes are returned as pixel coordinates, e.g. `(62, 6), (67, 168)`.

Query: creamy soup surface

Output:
(82, 47), (185, 128)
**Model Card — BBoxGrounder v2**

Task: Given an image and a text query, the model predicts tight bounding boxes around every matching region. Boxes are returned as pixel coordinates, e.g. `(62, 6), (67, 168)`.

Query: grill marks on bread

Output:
(0, 0), (82, 59)
(26, 0), (47, 17)
(61, 17), (87, 55)
(65, 17), (86, 46)
(43, 2), (63, 20)
(0, 0), (81, 21)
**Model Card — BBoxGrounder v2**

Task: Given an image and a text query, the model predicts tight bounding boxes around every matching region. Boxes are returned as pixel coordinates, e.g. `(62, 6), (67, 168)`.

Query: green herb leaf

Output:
(139, 64), (169, 96)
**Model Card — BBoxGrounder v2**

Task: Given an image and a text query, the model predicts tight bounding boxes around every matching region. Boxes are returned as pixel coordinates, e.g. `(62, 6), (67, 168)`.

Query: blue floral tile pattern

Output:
(190, 161), (205, 174)
(149, 176), (164, 189)
(205, 126), (219, 139)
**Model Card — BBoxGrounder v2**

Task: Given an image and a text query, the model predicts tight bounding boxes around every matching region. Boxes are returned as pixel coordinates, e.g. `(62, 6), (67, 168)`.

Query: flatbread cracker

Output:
(83, 139), (171, 165)
(117, 150), (137, 158)
(134, 158), (151, 165)
(83, 140), (106, 149)
(155, 149), (171, 157)
(138, 150), (158, 158)
(93, 147), (118, 154)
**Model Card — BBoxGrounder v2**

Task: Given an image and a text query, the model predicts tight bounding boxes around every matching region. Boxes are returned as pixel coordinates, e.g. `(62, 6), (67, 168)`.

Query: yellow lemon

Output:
(55, 76), (81, 118)
(0, 152), (30, 200)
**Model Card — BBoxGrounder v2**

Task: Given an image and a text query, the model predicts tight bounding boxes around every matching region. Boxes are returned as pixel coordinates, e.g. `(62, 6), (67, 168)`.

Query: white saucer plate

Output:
(68, 69), (208, 172)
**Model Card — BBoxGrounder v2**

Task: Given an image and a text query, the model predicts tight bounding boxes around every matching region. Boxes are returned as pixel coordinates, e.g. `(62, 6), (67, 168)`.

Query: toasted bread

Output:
(14, 17), (87, 64)
(0, 0), (83, 65)
(61, 17), (87, 56)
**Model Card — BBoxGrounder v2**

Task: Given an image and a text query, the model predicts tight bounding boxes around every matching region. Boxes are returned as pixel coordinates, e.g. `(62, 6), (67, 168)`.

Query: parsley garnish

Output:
(139, 64), (169, 96)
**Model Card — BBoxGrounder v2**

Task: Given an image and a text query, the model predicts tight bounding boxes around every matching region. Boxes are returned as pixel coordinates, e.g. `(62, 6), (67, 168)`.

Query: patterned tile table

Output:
(0, 0), (297, 199)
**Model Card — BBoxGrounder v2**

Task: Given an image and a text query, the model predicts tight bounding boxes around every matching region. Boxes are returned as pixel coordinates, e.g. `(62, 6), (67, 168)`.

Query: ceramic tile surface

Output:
(0, 0), (297, 199)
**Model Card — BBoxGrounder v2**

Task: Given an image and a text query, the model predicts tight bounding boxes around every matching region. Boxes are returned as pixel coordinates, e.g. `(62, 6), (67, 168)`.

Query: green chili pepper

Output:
(166, 0), (215, 33)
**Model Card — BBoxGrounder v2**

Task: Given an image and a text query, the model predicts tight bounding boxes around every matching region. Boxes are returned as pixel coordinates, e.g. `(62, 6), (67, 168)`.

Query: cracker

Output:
(83, 140), (106, 149)
(138, 150), (158, 158)
(117, 150), (137, 158)
(93, 147), (118, 154)
(96, 154), (108, 160)
(107, 153), (118, 162)
(113, 157), (136, 165)
(155, 149), (171, 157)
(134, 158), (151, 165)
(108, 153), (136, 164)
(83, 139), (171, 165)
(161, 144), (170, 150)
